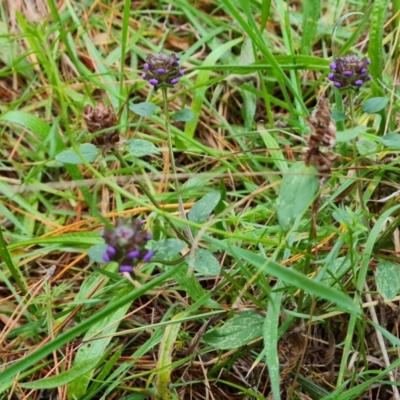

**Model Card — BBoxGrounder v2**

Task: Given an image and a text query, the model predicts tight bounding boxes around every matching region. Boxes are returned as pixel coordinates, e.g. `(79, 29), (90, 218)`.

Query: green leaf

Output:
(170, 109), (194, 122)
(331, 109), (347, 123)
(87, 243), (107, 263)
(277, 162), (319, 232)
(300, 0), (320, 55)
(0, 110), (50, 141)
(375, 261), (400, 300)
(129, 101), (158, 117)
(336, 126), (368, 143)
(362, 97), (389, 113)
(21, 358), (99, 389)
(55, 144), (99, 164)
(380, 133), (400, 148)
(152, 239), (186, 259)
(188, 249), (221, 276)
(188, 192), (221, 223)
(126, 139), (160, 157)
(356, 138), (378, 160)
(368, 0), (390, 96)
(203, 311), (264, 349)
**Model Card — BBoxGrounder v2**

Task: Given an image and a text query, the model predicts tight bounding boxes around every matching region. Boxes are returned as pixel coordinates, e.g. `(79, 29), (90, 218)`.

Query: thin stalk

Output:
(162, 87), (194, 244)
(113, 150), (190, 244)
(348, 90), (366, 213)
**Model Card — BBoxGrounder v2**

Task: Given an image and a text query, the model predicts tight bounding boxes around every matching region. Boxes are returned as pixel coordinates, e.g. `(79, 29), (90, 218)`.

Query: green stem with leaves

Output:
(161, 87), (194, 244)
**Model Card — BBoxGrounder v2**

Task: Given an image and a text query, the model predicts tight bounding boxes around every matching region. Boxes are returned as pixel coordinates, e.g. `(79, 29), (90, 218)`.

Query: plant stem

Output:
(348, 90), (365, 213)
(162, 87), (194, 244)
(113, 150), (190, 244)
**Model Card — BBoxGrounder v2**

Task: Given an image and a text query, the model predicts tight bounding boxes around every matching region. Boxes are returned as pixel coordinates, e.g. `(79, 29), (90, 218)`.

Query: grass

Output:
(0, 0), (400, 399)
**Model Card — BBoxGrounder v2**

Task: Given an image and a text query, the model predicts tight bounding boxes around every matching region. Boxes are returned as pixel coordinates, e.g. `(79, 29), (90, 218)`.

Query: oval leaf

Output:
(362, 97), (389, 114)
(87, 243), (107, 263)
(171, 109), (194, 122)
(188, 249), (221, 276)
(380, 133), (400, 148)
(277, 162), (319, 232)
(202, 311), (264, 349)
(55, 144), (99, 164)
(336, 126), (368, 143)
(126, 139), (160, 157)
(188, 192), (221, 223)
(129, 102), (158, 117)
(152, 239), (186, 259)
(376, 261), (400, 300)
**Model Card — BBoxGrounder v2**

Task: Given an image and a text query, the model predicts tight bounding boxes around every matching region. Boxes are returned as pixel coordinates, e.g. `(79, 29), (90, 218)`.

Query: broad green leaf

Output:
(188, 192), (221, 223)
(277, 162), (319, 232)
(21, 358), (99, 389)
(375, 261), (400, 300)
(336, 126), (368, 143)
(188, 249), (221, 276)
(203, 311), (264, 349)
(55, 144), (99, 164)
(126, 139), (160, 157)
(129, 101), (158, 117)
(153, 239), (186, 259)
(356, 138), (378, 160)
(171, 109), (194, 122)
(380, 133), (400, 148)
(362, 97), (389, 113)
(0, 110), (50, 140)
(87, 243), (107, 263)
(331, 109), (347, 123)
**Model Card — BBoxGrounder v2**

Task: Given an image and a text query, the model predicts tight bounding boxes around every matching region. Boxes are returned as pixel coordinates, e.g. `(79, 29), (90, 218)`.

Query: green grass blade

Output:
(300, 0), (321, 55)
(368, 0), (390, 96)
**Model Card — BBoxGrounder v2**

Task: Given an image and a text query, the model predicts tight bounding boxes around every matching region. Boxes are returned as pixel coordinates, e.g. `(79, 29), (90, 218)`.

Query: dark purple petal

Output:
(149, 79), (158, 86)
(127, 250), (141, 259)
(178, 70), (184, 76)
(173, 62), (180, 67)
(333, 81), (342, 88)
(360, 68), (367, 74)
(366, 75), (372, 80)
(170, 78), (179, 85)
(156, 68), (166, 74)
(144, 63), (150, 70)
(327, 73), (335, 80)
(343, 70), (353, 76)
(366, 58), (371, 64)
(145, 232), (152, 240)
(119, 265), (134, 273)
(141, 73), (147, 79)
(106, 245), (117, 256)
(354, 80), (363, 86)
(175, 55), (180, 61)
(329, 62), (337, 70)
(102, 252), (111, 262)
(143, 250), (154, 262)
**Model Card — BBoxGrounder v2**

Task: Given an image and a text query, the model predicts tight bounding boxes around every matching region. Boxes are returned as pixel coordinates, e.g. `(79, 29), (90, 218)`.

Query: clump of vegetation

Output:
(0, 0), (400, 399)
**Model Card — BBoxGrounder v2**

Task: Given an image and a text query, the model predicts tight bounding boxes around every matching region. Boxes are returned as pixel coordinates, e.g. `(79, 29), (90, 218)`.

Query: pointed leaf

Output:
(126, 139), (160, 157)
(277, 162), (319, 232)
(188, 249), (221, 276)
(188, 192), (221, 223)
(55, 144), (99, 164)
(203, 311), (264, 349)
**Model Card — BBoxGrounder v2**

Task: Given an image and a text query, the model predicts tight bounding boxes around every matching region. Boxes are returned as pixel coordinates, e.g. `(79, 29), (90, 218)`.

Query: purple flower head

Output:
(101, 219), (154, 274)
(327, 54), (371, 90)
(141, 52), (183, 90)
